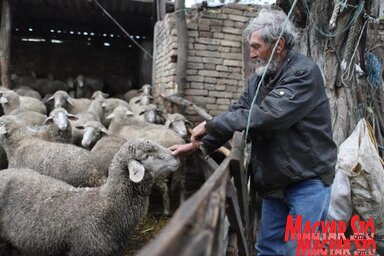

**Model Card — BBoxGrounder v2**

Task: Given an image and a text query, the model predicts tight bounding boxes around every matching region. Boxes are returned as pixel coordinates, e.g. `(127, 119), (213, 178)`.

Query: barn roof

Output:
(11, 0), (174, 40)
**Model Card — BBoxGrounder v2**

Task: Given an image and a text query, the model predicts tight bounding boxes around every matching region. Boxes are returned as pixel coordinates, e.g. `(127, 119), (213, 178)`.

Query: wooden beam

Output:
(0, 0), (11, 88)
(162, 93), (213, 120)
(175, 0), (188, 99)
(156, 0), (166, 20)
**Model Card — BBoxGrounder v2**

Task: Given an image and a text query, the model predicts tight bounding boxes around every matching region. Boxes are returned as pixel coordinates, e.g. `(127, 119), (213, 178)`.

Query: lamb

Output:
(0, 115), (106, 187)
(129, 103), (159, 123)
(101, 97), (130, 128)
(10, 111), (47, 127)
(29, 107), (78, 144)
(74, 75), (104, 98)
(106, 105), (135, 133)
(77, 120), (110, 149)
(124, 83), (152, 102)
(106, 106), (186, 215)
(163, 112), (191, 138)
(45, 90), (92, 114)
(128, 84), (153, 106)
(0, 90), (47, 115)
(0, 138), (180, 256)
(13, 85), (42, 100)
(70, 97), (105, 147)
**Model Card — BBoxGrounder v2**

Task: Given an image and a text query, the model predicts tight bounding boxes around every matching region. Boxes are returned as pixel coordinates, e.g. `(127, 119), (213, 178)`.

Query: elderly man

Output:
(170, 7), (337, 256)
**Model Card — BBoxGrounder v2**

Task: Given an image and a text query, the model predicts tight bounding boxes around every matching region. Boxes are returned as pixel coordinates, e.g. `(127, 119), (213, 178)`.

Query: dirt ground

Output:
(125, 212), (171, 256)
(124, 189), (198, 255)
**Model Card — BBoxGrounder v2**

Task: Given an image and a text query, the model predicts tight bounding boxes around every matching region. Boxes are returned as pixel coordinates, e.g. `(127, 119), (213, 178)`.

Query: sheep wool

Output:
(0, 138), (180, 256)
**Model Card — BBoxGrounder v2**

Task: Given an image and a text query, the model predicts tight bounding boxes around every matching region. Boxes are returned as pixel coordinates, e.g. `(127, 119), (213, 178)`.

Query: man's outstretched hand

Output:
(169, 142), (200, 157)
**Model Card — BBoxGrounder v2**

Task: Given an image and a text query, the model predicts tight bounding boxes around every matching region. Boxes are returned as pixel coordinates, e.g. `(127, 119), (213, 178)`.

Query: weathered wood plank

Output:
(226, 180), (249, 256)
(0, 0), (11, 88)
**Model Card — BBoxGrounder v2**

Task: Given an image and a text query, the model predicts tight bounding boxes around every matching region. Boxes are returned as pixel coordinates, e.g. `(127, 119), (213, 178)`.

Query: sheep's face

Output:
(170, 119), (188, 137)
(126, 139), (180, 182)
(144, 109), (156, 123)
(80, 122), (108, 148)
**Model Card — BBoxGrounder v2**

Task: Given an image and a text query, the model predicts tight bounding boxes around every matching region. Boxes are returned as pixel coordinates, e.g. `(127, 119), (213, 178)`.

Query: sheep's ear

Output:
(0, 125), (6, 135)
(106, 113), (115, 119)
(43, 116), (54, 125)
(67, 114), (79, 121)
(164, 120), (171, 128)
(46, 95), (55, 102)
(128, 160), (145, 183)
(101, 127), (110, 135)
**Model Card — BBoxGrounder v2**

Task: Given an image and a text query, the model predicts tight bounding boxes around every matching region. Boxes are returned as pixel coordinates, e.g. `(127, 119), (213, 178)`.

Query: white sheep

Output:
(74, 75), (104, 98)
(77, 120), (110, 149)
(0, 115), (106, 187)
(0, 90), (47, 115)
(101, 97), (130, 128)
(106, 106), (186, 215)
(13, 85), (42, 100)
(29, 107), (78, 144)
(45, 90), (92, 114)
(0, 138), (179, 255)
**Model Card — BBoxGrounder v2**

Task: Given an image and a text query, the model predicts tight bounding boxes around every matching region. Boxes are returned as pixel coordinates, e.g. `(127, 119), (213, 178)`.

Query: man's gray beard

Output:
(253, 57), (280, 76)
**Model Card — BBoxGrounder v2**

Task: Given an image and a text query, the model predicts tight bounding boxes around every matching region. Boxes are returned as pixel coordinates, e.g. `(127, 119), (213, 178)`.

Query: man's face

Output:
(249, 30), (279, 76)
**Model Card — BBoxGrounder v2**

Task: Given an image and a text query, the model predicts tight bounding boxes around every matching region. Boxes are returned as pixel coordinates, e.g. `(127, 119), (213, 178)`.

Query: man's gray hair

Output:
(243, 8), (299, 50)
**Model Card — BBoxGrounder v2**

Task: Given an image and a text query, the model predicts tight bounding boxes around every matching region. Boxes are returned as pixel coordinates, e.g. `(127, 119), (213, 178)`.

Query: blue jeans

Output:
(255, 178), (331, 256)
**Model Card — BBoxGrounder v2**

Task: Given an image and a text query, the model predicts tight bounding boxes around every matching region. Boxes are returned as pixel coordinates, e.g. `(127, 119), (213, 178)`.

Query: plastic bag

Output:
(328, 119), (384, 254)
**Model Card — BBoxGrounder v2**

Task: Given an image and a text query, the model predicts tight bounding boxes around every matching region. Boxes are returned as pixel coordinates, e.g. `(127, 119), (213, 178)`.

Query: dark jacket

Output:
(202, 50), (337, 194)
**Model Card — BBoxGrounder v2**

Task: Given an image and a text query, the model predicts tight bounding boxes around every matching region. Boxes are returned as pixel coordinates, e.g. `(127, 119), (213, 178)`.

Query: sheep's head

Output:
(46, 90), (71, 109)
(120, 138), (180, 183)
(77, 121), (109, 148)
(105, 105), (133, 120)
(44, 107), (78, 131)
(164, 113), (190, 137)
(0, 91), (21, 109)
(137, 104), (157, 123)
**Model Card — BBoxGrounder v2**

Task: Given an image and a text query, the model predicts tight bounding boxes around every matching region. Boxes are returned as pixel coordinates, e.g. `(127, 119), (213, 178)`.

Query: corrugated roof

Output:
(11, 0), (173, 39)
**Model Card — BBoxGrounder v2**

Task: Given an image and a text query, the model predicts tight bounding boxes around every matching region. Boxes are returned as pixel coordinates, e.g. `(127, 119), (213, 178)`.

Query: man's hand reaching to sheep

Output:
(169, 120), (207, 157)
(169, 142), (200, 157)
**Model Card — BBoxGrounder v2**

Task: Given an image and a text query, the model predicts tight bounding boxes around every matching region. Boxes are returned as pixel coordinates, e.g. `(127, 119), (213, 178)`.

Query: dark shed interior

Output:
(9, 0), (174, 96)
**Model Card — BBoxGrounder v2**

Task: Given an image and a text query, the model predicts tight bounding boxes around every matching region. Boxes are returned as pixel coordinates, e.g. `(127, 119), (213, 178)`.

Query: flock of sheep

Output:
(0, 74), (191, 255)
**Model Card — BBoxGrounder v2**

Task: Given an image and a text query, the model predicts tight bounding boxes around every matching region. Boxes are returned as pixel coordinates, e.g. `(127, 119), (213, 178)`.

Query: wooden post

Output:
(0, 0), (11, 88)
(175, 0), (187, 99)
(156, 0), (166, 21)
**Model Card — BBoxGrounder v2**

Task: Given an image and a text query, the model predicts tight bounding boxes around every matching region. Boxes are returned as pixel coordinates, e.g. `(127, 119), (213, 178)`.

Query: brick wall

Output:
(153, 3), (259, 124)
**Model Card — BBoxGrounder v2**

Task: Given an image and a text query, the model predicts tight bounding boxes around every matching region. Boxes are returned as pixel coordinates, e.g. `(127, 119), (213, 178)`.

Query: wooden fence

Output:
(137, 132), (258, 256)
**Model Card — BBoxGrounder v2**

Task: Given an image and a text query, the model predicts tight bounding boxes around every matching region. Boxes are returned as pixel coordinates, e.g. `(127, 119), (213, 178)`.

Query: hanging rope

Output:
(340, 14), (367, 85)
(90, 0), (153, 59)
(304, 0), (364, 38)
(244, 0), (299, 143)
(329, 1), (341, 30)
